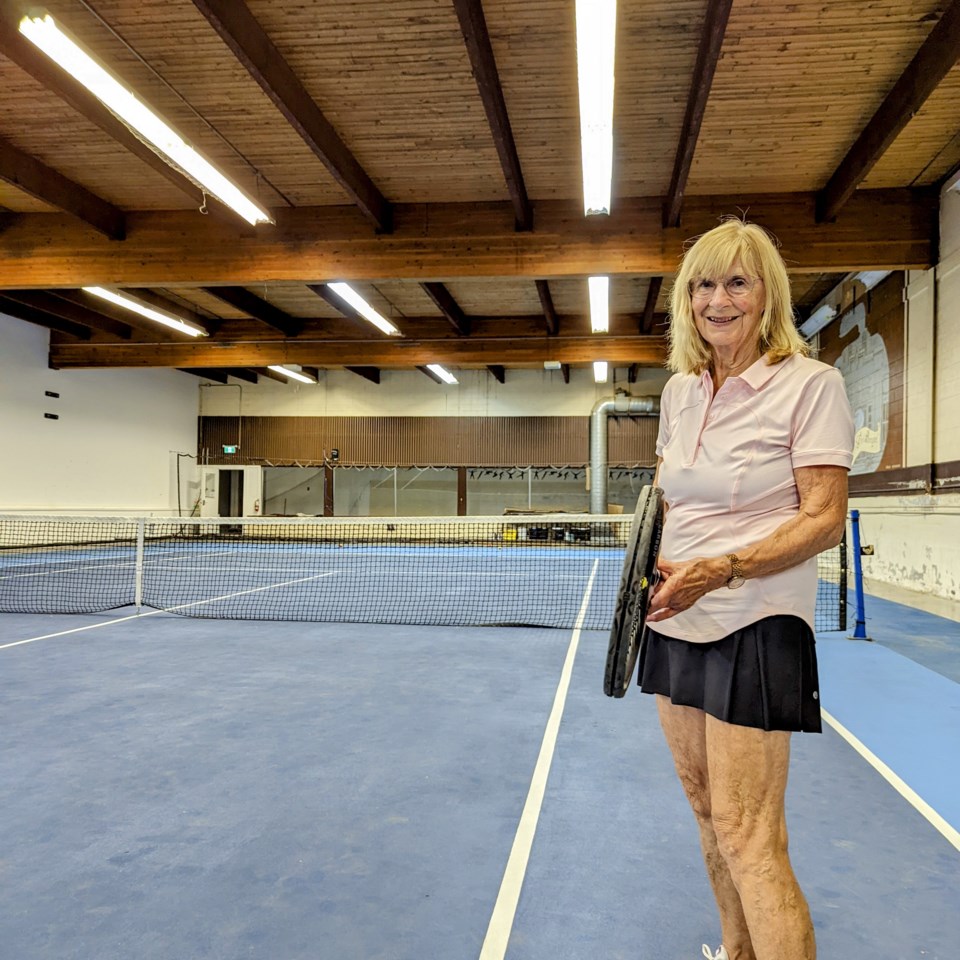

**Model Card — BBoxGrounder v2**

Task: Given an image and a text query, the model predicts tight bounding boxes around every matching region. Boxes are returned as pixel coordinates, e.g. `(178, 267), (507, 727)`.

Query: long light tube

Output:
(575, 0), (617, 215)
(326, 282), (401, 336)
(19, 15), (272, 226)
(593, 361), (608, 383)
(83, 287), (205, 337)
(588, 276), (610, 332)
(426, 363), (458, 384)
(268, 365), (316, 384)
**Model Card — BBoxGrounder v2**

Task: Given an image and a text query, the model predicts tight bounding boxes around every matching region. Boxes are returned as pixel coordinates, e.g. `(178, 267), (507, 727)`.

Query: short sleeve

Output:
(790, 367), (855, 470)
(655, 377), (676, 457)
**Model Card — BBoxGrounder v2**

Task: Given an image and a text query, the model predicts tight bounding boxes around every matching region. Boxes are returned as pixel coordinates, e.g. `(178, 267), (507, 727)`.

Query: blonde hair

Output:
(666, 218), (808, 375)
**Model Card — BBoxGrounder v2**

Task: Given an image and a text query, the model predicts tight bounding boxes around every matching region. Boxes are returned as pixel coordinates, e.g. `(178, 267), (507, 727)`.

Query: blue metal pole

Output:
(849, 509), (871, 640)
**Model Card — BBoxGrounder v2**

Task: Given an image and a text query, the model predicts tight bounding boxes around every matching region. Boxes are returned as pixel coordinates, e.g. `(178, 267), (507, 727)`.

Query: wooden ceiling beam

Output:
(535, 280), (559, 335)
(201, 286), (302, 336)
(345, 366), (381, 384)
(190, 0), (391, 233)
(453, 0), (533, 231)
(640, 277), (663, 335)
(817, 0), (960, 222)
(49, 334), (667, 369)
(1, 289), (132, 339)
(421, 282), (470, 336)
(0, 191), (937, 288)
(250, 366), (290, 383)
(0, 294), (92, 339)
(0, 136), (126, 240)
(177, 367), (229, 383)
(0, 11), (241, 228)
(664, 0), (734, 229)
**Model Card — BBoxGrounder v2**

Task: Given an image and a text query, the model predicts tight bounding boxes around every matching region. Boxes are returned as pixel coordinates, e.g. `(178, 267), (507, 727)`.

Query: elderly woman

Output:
(640, 219), (854, 960)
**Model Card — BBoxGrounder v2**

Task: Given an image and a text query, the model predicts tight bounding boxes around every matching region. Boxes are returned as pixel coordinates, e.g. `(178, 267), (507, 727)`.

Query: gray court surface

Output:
(0, 608), (957, 959)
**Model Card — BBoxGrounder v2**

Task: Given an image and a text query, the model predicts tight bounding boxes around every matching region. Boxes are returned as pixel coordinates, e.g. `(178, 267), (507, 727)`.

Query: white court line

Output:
(821, 707), (960, 853)
(0, 570), (340, 652)
(478, 559), (599, 960)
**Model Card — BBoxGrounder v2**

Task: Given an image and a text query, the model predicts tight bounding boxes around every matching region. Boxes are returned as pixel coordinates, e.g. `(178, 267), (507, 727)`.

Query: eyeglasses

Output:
(688, 275), (762, 301)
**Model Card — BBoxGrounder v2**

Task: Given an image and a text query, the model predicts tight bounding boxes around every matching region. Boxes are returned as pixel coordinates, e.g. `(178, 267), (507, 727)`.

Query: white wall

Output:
(198, 366), (671, 417)
(0, 314), (201, 514)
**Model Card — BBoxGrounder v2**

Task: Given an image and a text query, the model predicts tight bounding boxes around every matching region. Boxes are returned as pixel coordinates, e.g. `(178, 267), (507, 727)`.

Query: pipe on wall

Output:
(590, 394), (660, 513)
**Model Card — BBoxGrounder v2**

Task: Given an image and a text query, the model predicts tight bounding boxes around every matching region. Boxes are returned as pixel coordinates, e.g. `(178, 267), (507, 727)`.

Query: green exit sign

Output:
(222, 445), (238, 455)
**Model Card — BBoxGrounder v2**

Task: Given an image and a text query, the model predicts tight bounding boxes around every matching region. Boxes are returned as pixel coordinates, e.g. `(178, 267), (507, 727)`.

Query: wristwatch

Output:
(726, 554), (745, 589)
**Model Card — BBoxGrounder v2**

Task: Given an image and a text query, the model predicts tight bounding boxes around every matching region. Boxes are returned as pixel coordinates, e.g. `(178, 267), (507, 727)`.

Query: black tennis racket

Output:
(603, 484), (664, 698)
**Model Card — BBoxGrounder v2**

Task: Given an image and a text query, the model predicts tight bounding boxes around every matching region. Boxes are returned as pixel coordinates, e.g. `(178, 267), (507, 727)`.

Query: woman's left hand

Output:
(646, 556), (728, 622)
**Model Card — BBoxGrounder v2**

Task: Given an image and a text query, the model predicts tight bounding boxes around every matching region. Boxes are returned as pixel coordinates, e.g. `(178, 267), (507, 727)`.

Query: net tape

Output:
(0, 515), (847, 631)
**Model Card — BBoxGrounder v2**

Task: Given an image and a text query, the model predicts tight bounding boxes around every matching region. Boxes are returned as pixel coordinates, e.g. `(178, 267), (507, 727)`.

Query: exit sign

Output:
(222, 445), (238, 454)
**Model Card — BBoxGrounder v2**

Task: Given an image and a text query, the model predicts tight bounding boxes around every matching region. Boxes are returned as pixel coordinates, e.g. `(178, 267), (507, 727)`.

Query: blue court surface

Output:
(0, 595), (957, 960)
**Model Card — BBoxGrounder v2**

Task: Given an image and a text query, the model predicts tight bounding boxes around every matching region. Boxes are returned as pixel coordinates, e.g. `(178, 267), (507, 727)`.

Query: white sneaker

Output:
(701, 947), (729, 960)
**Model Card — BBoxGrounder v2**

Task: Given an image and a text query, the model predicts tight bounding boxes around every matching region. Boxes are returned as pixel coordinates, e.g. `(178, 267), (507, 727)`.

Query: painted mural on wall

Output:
(815, 272), (904, 475)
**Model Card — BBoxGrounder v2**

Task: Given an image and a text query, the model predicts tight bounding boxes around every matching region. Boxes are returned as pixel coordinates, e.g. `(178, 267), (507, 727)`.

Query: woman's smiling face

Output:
(691, 258), (764, 361)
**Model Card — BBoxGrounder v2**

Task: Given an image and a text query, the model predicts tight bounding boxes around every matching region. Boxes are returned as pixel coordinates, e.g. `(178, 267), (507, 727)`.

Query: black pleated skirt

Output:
(637, 614), (822, 733)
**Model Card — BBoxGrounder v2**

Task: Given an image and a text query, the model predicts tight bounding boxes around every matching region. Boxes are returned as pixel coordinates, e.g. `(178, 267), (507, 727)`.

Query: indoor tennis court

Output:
(3, 1), (960, 958)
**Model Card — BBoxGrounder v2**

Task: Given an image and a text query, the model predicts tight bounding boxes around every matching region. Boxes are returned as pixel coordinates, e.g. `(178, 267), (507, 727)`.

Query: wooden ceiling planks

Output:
(864, 65), (960, 187)
(687, 0), (947, 196)
(245, 0), (509, 204)
(0, 0), (956, 377)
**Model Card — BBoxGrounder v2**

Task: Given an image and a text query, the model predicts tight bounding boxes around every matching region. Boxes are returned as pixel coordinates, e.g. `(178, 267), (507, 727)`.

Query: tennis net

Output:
(0, 515), (848, 631)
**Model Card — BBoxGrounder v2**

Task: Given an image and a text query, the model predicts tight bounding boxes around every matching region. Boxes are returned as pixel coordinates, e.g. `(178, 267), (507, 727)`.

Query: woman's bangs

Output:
(685, 231), (761, 282)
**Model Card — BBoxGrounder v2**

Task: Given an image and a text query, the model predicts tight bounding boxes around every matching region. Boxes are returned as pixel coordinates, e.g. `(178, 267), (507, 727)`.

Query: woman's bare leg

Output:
(704, 715), (815, 960)
(656, 696), (757, 960)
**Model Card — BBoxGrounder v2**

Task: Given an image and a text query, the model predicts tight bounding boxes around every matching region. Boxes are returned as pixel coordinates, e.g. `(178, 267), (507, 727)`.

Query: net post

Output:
(848, 510), (871, 640)
(134, 518), (145, 612)
(838, 528), (848, 631)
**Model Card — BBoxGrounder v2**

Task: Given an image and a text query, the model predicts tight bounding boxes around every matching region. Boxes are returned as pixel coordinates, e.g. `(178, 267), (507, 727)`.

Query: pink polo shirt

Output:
(653, 353), (854, 643)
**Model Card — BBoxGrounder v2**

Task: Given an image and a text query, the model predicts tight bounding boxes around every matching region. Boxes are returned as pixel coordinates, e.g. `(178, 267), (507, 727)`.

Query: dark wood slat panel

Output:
(198, 415), (658, 468)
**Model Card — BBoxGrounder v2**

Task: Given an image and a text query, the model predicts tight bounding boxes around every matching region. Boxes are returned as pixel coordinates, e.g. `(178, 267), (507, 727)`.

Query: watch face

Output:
(727, 576), (745, 589)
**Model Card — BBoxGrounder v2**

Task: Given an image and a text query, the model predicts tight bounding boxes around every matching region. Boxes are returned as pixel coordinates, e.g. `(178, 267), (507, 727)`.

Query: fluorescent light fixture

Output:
(798, 303), (837, 339)
(854, 271), (891, 292)
(543, 360), (562, 370)
(588, 276), (610, 332)
(268, 365), (316, 384)
(593, 360), (608, 383)
(19, 14), (272, 227)
(83, 286), (205, 337)
(326, 282), (401, 336)
(575, 0), (617, 215)
(426, 363), (458, 384)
